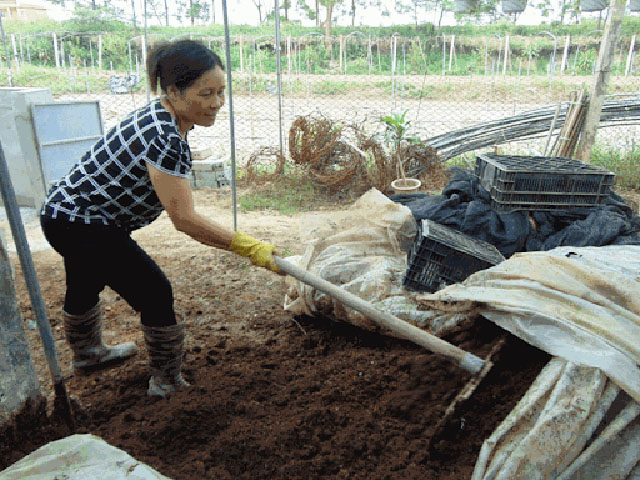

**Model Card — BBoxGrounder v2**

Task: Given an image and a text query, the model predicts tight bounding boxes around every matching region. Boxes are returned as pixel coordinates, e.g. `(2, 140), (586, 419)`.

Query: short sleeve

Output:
(146, 134), (191, 178)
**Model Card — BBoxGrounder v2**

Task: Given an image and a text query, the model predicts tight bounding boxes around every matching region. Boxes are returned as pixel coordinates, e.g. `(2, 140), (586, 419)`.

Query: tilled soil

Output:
(1, 193), (550, 479)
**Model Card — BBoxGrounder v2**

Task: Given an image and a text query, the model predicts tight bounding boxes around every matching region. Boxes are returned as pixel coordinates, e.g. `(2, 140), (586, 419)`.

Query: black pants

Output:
(40, 215), (176, 327)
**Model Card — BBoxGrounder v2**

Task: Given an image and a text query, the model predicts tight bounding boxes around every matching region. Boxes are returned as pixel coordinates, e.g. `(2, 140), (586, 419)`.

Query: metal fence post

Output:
(275, 0), (284, 159)
(0, 11), (12, 87)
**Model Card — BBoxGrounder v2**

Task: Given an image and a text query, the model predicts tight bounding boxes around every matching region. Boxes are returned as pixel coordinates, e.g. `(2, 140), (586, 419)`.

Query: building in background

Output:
(0, 0), (48, 22)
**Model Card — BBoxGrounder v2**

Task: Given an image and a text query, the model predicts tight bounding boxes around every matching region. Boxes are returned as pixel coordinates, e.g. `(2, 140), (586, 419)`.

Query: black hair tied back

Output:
(146, 39), (224, 95)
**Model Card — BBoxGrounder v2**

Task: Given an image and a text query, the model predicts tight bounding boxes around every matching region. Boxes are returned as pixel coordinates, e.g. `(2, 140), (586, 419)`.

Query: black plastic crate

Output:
(403, 219), (505, 293)
(475, 153), (615, 213)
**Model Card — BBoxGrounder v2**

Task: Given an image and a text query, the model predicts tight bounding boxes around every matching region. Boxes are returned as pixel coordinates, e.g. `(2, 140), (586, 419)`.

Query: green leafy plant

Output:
(379, 109), (420, 151)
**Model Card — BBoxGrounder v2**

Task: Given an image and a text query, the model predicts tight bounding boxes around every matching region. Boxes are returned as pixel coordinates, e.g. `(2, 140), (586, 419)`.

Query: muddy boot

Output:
(64, 301), (137, 372)
(143, 322), (190, 397)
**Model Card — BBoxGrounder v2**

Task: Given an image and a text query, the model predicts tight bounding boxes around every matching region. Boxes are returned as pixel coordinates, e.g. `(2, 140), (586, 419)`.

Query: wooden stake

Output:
(576, 0), (626, 163)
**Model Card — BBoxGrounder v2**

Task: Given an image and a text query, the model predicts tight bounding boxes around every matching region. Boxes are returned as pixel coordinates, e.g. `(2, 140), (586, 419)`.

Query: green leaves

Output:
(380, 109), (420, 150)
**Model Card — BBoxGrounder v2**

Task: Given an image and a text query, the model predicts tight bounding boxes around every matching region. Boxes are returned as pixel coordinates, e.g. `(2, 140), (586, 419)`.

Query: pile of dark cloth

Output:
(391, 168), (640, 258)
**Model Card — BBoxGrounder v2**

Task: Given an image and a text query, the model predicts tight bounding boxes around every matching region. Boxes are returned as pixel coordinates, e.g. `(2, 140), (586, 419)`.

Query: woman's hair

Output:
(147, 39), (224, 94)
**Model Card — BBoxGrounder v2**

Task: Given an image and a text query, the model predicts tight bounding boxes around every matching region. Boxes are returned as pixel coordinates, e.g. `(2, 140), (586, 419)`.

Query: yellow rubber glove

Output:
(229, 231), (280, 273)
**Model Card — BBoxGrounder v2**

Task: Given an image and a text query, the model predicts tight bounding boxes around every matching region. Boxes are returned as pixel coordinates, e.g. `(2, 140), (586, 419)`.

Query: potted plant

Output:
(379, 110), (422, 194)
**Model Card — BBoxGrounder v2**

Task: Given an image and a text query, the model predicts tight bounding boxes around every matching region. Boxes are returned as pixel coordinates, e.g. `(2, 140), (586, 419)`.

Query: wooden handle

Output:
(275, 256), (485, 374)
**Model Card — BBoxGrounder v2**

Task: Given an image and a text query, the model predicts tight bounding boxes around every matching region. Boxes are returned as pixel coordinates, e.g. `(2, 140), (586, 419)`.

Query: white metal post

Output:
(626, 35), (636, 76)
(53, 32), (59, 69)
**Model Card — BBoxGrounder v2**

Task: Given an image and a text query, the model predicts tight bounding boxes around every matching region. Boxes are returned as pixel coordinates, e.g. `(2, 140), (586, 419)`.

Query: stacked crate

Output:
(403, 219), (505, 293)
(475, 153), (615, 213)
(402, 153), (615, 292)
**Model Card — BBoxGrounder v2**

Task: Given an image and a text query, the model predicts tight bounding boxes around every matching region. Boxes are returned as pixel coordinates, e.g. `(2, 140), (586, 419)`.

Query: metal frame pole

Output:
(0, 143), (74, 429)
(222, 0), (238, 231)
(275, 0), (284, 159)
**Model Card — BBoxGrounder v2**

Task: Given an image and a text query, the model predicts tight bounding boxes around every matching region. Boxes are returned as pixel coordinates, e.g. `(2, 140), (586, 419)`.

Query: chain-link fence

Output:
(1, 29), (639, 163)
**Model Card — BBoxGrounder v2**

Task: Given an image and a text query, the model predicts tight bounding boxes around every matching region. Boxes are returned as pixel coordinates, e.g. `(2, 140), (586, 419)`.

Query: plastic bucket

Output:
(391, 178), (421, 195)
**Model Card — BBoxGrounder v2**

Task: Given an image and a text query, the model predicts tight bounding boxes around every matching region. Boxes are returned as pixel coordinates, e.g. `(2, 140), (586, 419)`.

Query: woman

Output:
(40, 39), (280, 397)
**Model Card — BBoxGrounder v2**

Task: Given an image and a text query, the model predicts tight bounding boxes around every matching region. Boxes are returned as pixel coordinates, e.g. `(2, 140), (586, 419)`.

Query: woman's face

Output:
(167, 65), (226, 132)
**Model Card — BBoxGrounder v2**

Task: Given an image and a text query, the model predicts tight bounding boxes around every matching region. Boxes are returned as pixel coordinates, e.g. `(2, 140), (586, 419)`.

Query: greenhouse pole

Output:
(222, 0), (238, 231)
(275, 0), (284, 159)
(577, 0), (626, 162)
(0, 12), (12, 87)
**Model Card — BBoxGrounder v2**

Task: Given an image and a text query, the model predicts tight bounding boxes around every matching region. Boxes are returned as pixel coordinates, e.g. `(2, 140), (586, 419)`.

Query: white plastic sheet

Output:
(472, 358), (640, 480)
(0, 434), (170, 480)
(283, 188), (470, 336)
(418, 245), (640, 403)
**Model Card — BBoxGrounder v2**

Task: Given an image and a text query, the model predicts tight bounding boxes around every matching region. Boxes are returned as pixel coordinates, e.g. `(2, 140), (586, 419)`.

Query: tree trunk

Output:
(131, 0), (138, 34)
(351, 0), (355, 27)
(91, 0), (96, 10)
(315, 0), (320, 26)
(211, 0), (215, 24)
(164, 0), (169, 26)
(325, 1), (334, 42)
(576, 0), (626, 162)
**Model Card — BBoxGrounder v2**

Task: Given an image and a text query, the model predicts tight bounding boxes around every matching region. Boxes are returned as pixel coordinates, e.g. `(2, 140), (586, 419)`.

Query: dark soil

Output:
(1, 200), (550, 480)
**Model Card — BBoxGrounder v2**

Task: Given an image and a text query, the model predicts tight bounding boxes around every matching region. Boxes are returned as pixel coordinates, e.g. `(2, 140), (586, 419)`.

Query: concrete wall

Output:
(0, 87), (53, 208)
(0, 232), (42, 425)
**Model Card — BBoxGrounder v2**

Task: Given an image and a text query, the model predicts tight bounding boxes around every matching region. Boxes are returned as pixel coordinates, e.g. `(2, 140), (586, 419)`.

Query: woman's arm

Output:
(146, 161), (234, 249)
(146, 162), (282, 273)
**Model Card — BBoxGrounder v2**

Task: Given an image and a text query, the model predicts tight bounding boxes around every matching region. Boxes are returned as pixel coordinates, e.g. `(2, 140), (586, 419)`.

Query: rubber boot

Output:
(64, 301), (137, 371)
(143, 322), (190, 397)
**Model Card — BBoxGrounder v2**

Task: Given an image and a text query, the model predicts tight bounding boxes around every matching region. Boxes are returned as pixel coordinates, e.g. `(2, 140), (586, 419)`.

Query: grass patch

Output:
(591, 145), (640, 190)
(239, 175), (317, 215)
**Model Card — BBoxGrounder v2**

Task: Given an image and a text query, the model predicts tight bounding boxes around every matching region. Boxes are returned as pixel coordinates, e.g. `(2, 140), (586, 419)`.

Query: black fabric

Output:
(41, 98), (191, 232)
(40, 215), (177, 327)
(391, 168), (640, 258)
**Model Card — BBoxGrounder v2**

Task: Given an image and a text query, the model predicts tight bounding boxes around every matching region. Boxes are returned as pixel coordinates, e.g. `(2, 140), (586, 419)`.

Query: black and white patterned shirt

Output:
(41, 98), (191, 232)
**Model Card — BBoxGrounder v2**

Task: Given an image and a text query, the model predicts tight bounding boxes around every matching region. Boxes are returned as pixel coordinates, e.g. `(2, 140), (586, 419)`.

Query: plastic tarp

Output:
(283, 188), (472, 336)
(0, 434), (171, 480)
(393, 168), (640, 258)
(417, 245), (640, 403)
(471, 357), (640, 480)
